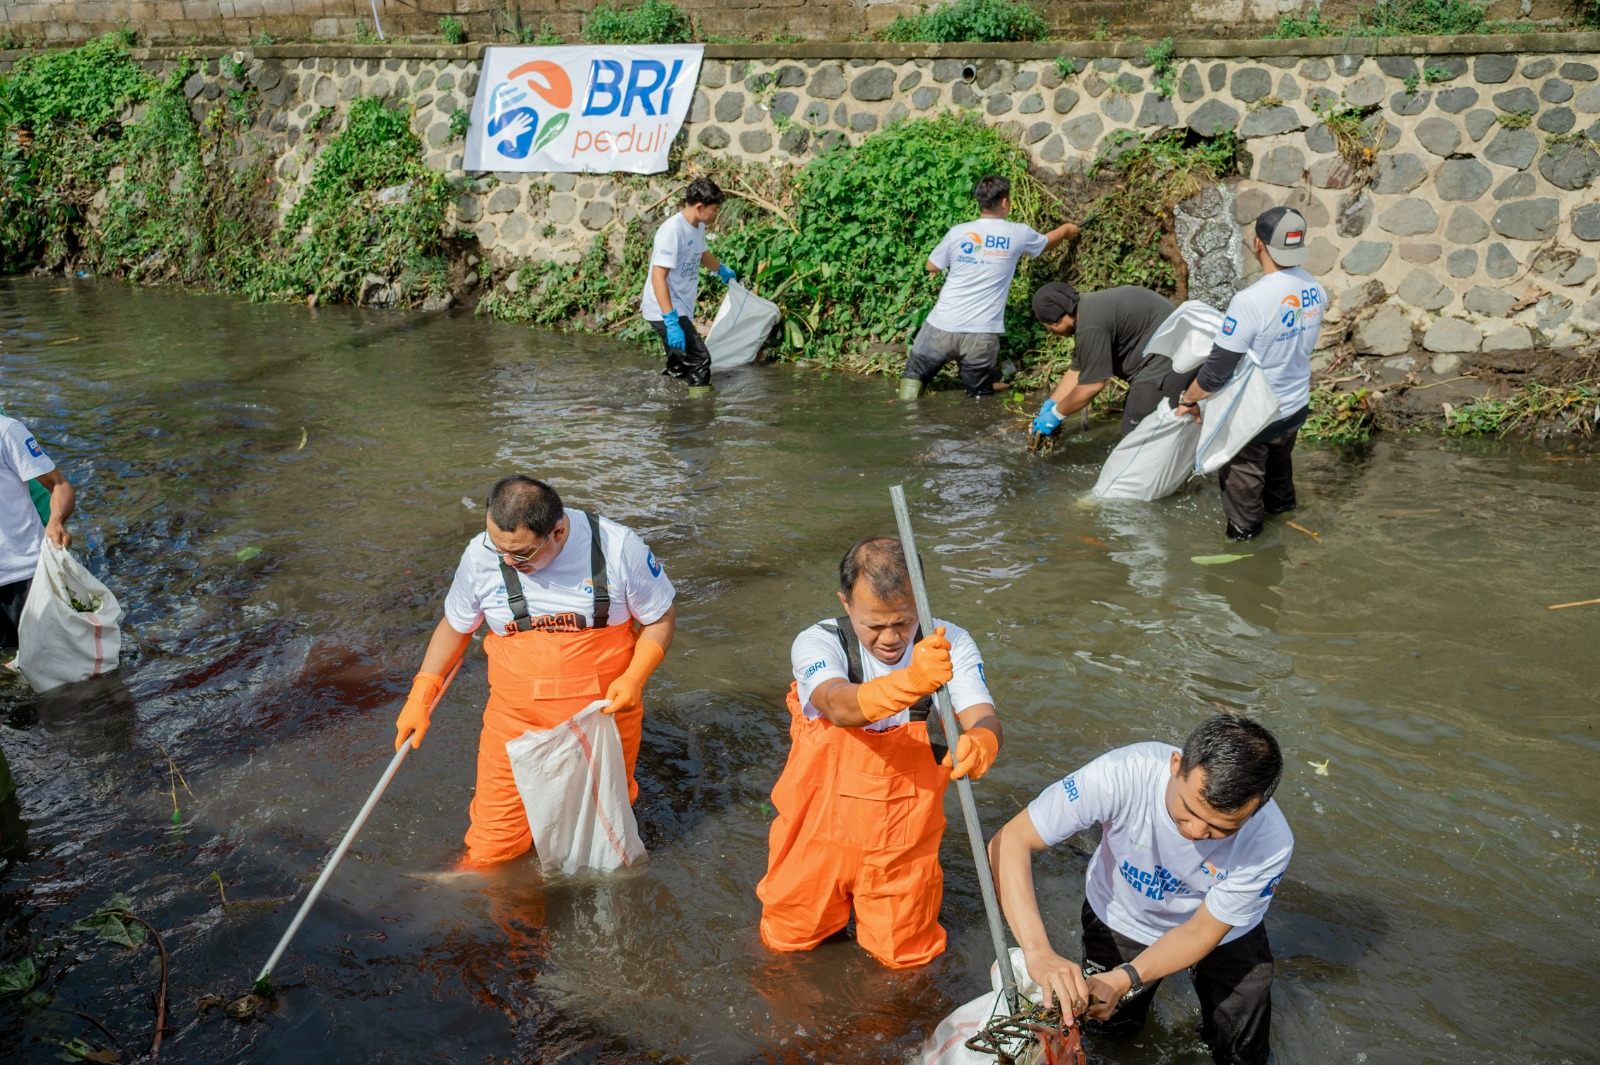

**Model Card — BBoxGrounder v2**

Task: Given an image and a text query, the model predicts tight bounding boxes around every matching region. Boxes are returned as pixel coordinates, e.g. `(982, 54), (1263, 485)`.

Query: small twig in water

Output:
(1548, 597), (1600, 611)
(106, 912), (168, 1060)
(1471, 841), (1486, 861)
(156, 745), (194, 798)
(210, 871), (230, 908)
(1287, 521), (1320, 541)
(72, 1010), (124, 1048)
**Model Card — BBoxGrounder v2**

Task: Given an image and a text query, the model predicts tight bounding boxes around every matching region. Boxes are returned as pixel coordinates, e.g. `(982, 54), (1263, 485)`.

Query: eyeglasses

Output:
(482, 531), (552, 564)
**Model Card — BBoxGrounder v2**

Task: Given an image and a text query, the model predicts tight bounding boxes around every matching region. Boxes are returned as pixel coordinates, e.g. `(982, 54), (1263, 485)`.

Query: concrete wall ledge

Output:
(4, 32), (1600, 65)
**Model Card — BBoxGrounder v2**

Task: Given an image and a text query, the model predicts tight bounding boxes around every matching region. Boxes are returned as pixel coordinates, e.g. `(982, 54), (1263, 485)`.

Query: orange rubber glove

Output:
(857, 626), (953, 723)
(944, 725), (1000, 780)
(394, 671), (445, 750)
(602, 637), (666, 715)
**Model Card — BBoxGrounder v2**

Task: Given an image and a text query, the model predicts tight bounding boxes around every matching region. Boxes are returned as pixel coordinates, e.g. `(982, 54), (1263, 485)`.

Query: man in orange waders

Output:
(757, 536), (1003, 968)
(395, 475), (676, 865)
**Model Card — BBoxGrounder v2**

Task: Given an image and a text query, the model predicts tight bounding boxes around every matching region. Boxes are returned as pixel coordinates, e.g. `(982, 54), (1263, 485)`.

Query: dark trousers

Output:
(0, 578), (31, 648)
(648, 318), (712, 387)
(1081, 900), (1274, 1065)
(1218, 407), (1307, 539)
(902, 321), (1000, 397)
(1121, 355), (1200, 435)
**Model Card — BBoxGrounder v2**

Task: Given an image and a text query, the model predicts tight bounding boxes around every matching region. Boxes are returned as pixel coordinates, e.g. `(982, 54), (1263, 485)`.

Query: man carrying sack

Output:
(757, 536), (1003, 968)
(396, 476), (676, 866)
(0, 410), (74, 648)
(640, 176), (738, 398)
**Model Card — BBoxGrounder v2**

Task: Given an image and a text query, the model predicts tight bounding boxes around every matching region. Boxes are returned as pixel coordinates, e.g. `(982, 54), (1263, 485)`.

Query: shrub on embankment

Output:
(0, 33), (451, 305)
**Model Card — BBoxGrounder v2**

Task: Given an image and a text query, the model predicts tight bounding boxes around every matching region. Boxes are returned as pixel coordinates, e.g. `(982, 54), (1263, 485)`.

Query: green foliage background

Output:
(582, 0), (695, 44)
(880, 0), (1050, 43)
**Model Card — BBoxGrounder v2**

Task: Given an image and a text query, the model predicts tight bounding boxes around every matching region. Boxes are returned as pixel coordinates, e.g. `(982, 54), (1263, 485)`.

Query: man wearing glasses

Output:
(394, 475), (676, 866)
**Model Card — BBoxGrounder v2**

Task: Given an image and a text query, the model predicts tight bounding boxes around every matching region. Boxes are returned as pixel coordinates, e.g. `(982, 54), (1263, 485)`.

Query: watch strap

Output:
(1117, 961), (1144, 995)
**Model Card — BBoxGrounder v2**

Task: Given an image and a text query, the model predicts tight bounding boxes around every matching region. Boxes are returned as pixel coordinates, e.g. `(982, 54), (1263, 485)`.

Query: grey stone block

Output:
(1063, 114), (1104, 149)
(1188, 98), (1240, 135)
(834, 102), (850, 127)
(952, 82), (979, 108)
(1019, 92), (1045, 115)
(818, 130), (848, 153)
(714, 91), (744, 122)
(1484, 128), (1538, 169)
(368, 75), (390, 99)
(1541, 79), (1574, 104)
(1436, 157), (1493, 201)
(1235, 187), (1274, 223)
(933, 59), (963, 83)
(579, 200), (613, 231)
(1399, 243), (1441, 264)
(1417, 116), (1462, 156)
(810, 65), (845, 100)
(1301, 58), (1331, 82)
(779, 127), (810, 155)
(1378, 198), (1439, 236)
(1180, 64), (1204, 103)
(1377, 56), (1417, 79)
(1574, 203), (1600, 241)
(1039, 134), (1066, 162)
(1578, 85), (1600, 114)
(697, 125), (730, 149)
(1492, 197), (1560, 240)
(1306, 87), (1339, 115)
(485, 186), (520, 214)
(1536, 295), (1573, 331)
(1539, 142), (1600, 190)
(1015, 71), (1038, 91)
(1446, 248), (1479, 277)
(851, 68), (895, 102)
(314, 75), (337, 108)
(1561, 62), (1599, 82)
(1365, 115), (1401, 150)
(1493, 172), (1537, 200)
(1100, 93), (1133, 123)
(426, 120), (451, 148)
(1136, 93), (1178, 128)
(1083, 74), (1107, 99)
(1231, 67), (1273, 103)
(1240, 105), (1303, 138)
(1054, 87), (1080, 114)
(1482, 325), (1533, 353)
(1306, 236), (1338, 274)
(1436, 86), (1479, 114)
(1345, 73), (1386, 108)
(1337, 189), (1373, 236)
(1493, 87), (1539, 114)
(1335, 55), (1364, 77)
(1432, 354), (1462, 375)
(886, 102), (910, 127)
(1423, 318), (1481, 353)
(1026, 120), (1052, 144)
(435, 71), (454, 92)
(1353, 304), (1411, 355)
(913, 87), (940, 111)
(1390, 90), (1431, 117)
(1474, 54), (1518, 84)
(549, 173), (576, 192)
(898, 70), (923, 93)
(1464, 284), (1515, 314)
(1279, 74), (1301, 101)
(777, 65), (807, 88)
(770, 91), (799, 118)
(740, 129), (772, 153)
(689, 92), (709, 123)
(1538, 107), (1575, 134)
(1373, 152), (1429, 194)
(1524, 58), (1556, 79)
(1342, 240), (1393, 275)
(455, 193), (482, 223)
(1309, 156), (1356, 189)
(1398, 269), (1452, 310)
(988, 94), (1015, 117)
(850, 112), (878, 133)
(698, 62), (726, 89)
(1486, 242), (1519, 278)
(1465, 108), (1497, 141)
(803, 101), (828, 126)
(1257, 145), (1306, 186)
(1561, 256), (1597, 286)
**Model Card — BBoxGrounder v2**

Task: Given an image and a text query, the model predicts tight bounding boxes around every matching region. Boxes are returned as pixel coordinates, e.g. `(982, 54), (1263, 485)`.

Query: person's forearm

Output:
(956, 704), (1001, 747)
(989, 824), (1055, 955)
(49, 480), (75, 526)
(1191, 344), (1243, 395)
(700, 250), (721, 272)
(636, 607), (675, 654)
(1127, 916), (1229, 983)
(651, 267), (674, 316)
(811, 681), (874, 727)
(419, 618), (472, 676)
(1043, 221), (1079, 252)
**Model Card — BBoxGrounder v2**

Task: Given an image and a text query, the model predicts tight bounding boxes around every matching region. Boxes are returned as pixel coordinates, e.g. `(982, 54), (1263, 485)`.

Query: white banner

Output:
(464, 44), (704, 174)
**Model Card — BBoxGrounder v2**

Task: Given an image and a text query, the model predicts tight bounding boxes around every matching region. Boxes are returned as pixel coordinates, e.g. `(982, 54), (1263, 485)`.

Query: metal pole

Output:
(254, 658), (462, 987)
(889, 484), (1020, 1012)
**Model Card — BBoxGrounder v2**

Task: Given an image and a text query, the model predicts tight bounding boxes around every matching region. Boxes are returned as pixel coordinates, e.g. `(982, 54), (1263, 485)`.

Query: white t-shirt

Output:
(925, 219), (1049, 335)
(0, 416), (55, 587)
(444, 510), (675, 636)
(791, 617), (992, 732)
(640, 212), (708, 322)
(1213, 267), (1326, 417)
(1028, 742), (1293, 946)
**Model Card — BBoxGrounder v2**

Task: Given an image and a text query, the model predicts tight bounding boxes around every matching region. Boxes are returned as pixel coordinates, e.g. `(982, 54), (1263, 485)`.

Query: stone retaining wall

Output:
(6, 37), (1600, 362)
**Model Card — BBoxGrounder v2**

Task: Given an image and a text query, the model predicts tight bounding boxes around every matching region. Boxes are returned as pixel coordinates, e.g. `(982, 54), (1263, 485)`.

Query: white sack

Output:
(506, 701), (646, 876)
(1143, 300), (1225, 374)
(704, 282), (781, 369)
(1091, 400), (1202, 502)
(1193, 356), (1282, 476)
(921, 949), (1047, 1065)
(16, 546), (123, 693)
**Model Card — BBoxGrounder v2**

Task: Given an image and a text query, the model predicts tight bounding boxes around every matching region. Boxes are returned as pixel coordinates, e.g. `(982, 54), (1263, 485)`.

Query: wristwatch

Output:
(1117, 962), (1145, 997)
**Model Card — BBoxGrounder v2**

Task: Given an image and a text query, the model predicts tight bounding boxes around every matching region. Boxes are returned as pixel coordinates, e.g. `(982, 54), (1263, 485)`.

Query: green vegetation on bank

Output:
(880, 0), (1050, 43)
(0, 32), (451, 304)
(1443, 381), (1600, 437)
(1302, 387), (1374, 444)
(1269, 0), (1533, 38)
(581, 0), (694, 45)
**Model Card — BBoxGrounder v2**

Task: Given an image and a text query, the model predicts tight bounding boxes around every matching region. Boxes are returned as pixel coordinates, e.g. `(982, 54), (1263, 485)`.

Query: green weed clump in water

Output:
(581, 0), (693, 44)
(880, 0), (1049, 42)
(1444, 381), (1600, 438)
(1302, 386), (1374, 444)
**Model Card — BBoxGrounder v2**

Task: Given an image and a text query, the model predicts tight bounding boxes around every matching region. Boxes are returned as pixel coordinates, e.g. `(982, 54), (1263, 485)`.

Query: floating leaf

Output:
(73, 905), (146, 950)
(235, 546), (263, 562)
(0, 956), (39, 995)
(1191, 553), (1253, 565)
(1308, 759), (1330, 777)
(171, 808), (182, 825)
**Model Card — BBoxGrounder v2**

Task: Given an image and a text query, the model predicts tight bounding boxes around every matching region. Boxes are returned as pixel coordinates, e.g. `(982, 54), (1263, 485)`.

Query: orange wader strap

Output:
(826, 616), (948, 765)
(499, 512), (610, 632)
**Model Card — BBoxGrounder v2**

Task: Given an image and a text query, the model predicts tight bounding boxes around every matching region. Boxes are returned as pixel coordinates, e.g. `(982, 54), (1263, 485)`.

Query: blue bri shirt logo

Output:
(25, 436), (43, 458)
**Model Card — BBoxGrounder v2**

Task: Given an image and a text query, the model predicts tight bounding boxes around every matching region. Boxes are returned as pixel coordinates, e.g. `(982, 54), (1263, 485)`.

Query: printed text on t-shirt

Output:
(1119, 859), (1194, 901)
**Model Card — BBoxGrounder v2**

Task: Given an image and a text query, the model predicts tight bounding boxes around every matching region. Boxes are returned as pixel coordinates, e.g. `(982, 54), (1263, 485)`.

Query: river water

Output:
(1, 276), (1597, 1064)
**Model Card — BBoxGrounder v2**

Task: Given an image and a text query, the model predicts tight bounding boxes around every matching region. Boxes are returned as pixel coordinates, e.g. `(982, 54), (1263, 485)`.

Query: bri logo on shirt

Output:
(802, 660), (828, 680)
(1119, 859), (1193, 901)
(647, 551), (662, 577)
(24, 436), (43, 457)
(1221, 317), (1237, 336)
(1260, 873), (1284, 898)
(1061, 775), (1081, 802)
(581, 578), (595, 596)
(1200, 859), (1228, 881)
(958, 231), (984, 255)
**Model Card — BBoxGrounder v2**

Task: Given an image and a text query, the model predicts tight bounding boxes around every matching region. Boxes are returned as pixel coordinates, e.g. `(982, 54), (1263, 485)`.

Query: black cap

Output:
(1032, 281), (1080, 324)
(1255, 206), (1309, 268)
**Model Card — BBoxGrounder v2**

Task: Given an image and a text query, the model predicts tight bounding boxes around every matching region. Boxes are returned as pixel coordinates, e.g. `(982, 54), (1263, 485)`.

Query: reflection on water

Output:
(2, 276), (1598, 1064)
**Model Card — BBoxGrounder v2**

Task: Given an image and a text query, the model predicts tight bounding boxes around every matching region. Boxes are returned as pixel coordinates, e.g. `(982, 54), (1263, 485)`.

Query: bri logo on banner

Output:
(486, 55), (687, 160)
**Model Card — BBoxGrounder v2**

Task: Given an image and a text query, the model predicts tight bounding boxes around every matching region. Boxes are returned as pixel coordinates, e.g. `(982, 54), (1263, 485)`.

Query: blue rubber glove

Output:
(1032, 399), (1064, 436)
(662, 310), (686, 350)
(716, 263), (736, 285)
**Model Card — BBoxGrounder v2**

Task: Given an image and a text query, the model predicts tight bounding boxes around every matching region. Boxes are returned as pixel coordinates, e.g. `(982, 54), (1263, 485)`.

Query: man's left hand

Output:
(1174, 400), (1203, 425)
(1085, 968), (1132, 1021)
(602, 674), (643, 715)
(43, 522), (70, 550)
(717, 264), (737, 285)
(943, 726), (999, 780)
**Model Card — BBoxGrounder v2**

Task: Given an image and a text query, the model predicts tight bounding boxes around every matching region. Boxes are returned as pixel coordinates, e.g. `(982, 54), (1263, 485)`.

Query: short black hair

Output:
(685, 177), (725, 207)
(974, 174), (1011, 212)
(1178, 713), (1284, 813)
(486, 476), (564, 536)
(839, 536), (912, 604)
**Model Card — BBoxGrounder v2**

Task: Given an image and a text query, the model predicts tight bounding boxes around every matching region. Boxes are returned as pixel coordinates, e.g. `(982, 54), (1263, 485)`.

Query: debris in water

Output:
(1308, 759), (1330, 776)
(235, 546), (263, 562)
(296, 427), (308, 450)
(462, 497), (477, 510)
(1547, 597), (1600, 611)
(225, 993), (267, 1022)
(1191, 553), (1253, 565)
(1287, 521), (1320, 541)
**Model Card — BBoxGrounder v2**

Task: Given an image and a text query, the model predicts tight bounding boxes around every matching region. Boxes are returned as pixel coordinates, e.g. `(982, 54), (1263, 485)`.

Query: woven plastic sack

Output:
(506, 701), (646, 876)
(16, 546), (123, 692)
(1091, 400), (1202, 502)
(1144, 300), (1226, 374)
(922, 949), (1089, 1065)
(1193, 356), (1282, 476)
(705, 282), (781, 369)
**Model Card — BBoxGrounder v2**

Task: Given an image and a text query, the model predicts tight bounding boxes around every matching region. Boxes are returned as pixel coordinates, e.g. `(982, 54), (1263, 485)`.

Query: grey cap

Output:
(1255, 206), (1309, 268)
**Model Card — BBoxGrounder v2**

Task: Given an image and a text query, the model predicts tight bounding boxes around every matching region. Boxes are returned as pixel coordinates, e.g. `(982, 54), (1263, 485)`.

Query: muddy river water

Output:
(1, 276), (1597, 1064)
